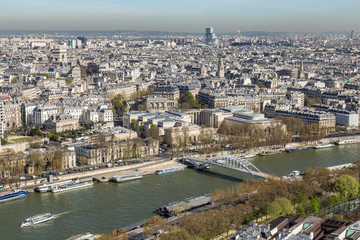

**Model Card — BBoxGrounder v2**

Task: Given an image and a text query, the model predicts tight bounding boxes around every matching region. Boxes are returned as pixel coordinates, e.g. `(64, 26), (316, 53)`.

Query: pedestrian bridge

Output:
(185, 156), (268, 178)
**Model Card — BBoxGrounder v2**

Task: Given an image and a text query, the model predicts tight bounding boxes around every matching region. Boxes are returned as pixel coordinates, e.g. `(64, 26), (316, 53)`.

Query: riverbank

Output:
(16, 158), (185, 191)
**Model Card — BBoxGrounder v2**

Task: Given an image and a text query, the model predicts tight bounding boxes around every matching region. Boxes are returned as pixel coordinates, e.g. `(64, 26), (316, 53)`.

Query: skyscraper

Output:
(351, 29), (355, 40)
(205, 27), (218, 46)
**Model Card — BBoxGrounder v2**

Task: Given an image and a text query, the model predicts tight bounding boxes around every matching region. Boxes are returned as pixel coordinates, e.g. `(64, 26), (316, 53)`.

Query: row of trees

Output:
(0, 146), (68, 186)
(275, 116), (326, 142)
(217, 122), (291, 152)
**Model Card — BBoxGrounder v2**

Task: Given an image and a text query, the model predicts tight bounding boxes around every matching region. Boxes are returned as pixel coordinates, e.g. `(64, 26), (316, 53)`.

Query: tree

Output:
(267, 198), (295, 218)
(310, 196), (322, 213)
(131, 119), (137, 131)
(178, 92), (200, 109)
(148, 124), (159, 140)
(304, 96), (322, 107)
(333, 174), (359, 199)
(143, 215), (166, 237)
(78, 156), (88, 166)
(111, 96), (128, 116)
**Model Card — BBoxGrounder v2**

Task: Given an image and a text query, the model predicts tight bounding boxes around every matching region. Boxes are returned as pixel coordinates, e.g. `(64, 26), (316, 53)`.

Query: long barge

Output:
(110, 174), (143, 183)
(156, 194), (211, 217)
(51, 180), (93, 193)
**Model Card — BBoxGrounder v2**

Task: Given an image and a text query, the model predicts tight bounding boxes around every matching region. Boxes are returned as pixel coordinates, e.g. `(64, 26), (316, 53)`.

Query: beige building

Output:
(144, 95), (178, 110)
(75, 139), (158, 165)
(44, 114), (79, 132)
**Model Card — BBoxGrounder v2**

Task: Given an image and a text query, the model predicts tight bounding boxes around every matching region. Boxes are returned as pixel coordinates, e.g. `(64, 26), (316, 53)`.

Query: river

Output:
(1, 144), (360, 240)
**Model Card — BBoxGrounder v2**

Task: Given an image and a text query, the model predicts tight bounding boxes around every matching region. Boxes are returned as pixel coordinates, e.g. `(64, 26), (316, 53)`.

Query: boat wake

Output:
(55, 211), (69, 218)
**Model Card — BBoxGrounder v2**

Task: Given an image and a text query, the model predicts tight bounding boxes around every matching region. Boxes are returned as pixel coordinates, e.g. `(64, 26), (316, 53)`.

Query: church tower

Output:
(217, 56), (225, 78)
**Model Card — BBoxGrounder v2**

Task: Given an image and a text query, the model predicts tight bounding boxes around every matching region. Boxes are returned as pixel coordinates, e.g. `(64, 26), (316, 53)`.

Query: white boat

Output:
(336, 139), (360, 145)
(51, 180), (93, 193)
(283, 170), (302, 180)
(20, 212), (55, 227)
(110, 174), (143, 183)
(314, 143), (334, 149)
(66, 232), (100, 240)
(34, 180), (72, 193)
(242, 153), (257, 159)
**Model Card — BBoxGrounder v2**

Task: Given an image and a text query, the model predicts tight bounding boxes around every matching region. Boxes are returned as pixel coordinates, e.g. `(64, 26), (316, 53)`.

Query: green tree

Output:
(328, 195), (342, 205)
(78, 156), (88, 166)
(111, 96), (128, 116)
(149, 124), (159, 140)
(178, 92), (200, 109)
(267, 198), (295, 217)
(131, 119), (137, 131)
(333, 174), (359, 199)
(310, 196), (322, 213)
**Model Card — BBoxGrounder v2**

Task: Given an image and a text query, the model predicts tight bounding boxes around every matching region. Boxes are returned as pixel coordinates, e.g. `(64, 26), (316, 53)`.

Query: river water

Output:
(1, 145), (360, 240)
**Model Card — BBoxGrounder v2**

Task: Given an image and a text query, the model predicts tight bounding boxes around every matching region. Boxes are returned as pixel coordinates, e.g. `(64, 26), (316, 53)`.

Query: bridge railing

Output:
(313, 195), (360, 217)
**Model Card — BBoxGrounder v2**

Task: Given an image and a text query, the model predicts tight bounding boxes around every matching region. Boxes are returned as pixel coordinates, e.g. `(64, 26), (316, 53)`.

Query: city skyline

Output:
(1, 0), (360, 33)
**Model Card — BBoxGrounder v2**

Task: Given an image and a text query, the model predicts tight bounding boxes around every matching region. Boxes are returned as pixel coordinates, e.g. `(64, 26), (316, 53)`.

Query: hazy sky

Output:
(1, 0), (359, 32)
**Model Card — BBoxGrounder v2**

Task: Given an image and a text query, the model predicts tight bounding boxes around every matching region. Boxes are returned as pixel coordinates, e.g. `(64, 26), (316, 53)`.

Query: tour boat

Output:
(51, 180), (93, 193)
(335, 139), (360, 145)
(155, 166), (185, 174)
(110, 174), (143, 183)
(285, 147), (310, 153)
(241, 153), (257, 158)
(66, 232), (100, 240)
(34, 180), (72, 193)
(259, 150), (282, 156)
(0, 189), (29, 203)
(314, 143), (334, 149)
(20, 212), (55, 227)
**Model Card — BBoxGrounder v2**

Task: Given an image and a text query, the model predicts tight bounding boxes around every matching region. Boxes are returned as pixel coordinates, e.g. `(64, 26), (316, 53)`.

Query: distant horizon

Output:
(0, 29), (356, 35)
(1, 0), (359, 33)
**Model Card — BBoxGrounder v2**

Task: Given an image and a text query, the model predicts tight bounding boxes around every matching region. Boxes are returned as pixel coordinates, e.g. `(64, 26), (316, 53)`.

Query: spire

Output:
(217, 55), (224, 78)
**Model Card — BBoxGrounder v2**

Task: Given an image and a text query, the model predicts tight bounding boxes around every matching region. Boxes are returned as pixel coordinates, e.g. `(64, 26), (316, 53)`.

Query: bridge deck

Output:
(185, 157), (269, 178)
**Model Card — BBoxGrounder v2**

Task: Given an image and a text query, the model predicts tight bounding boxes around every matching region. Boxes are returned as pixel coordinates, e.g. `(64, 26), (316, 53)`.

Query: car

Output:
(19, 176), (26, 180)
(68, 170), (73, 174)
(101, 177), (106, 180)
(89, 167), (94, 170)
(40, 180), (47, 184)
(58, 172), (64, 175)
(32, 175), (37, 179)
(94, 166), (99, 169)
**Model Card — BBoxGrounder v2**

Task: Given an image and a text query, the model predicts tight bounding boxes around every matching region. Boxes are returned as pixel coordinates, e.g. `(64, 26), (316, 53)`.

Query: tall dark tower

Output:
(351, 29), (355, 40)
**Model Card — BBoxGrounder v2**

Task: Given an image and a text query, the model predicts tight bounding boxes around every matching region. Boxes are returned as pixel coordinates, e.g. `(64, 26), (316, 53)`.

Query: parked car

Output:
(58, 172), (64, 175)
(19, 176), (26, 180)
(40, 180), (47, 184)
(94, 166), (99, 169)
(68, 170), (73, 174)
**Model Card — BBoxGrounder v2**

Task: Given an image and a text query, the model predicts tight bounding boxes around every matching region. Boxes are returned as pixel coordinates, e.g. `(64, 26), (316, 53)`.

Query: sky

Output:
(0, 0), (360, 33)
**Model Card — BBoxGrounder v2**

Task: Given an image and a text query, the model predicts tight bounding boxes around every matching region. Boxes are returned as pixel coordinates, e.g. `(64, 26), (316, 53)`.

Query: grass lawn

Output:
(11, 137), (30, 143)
